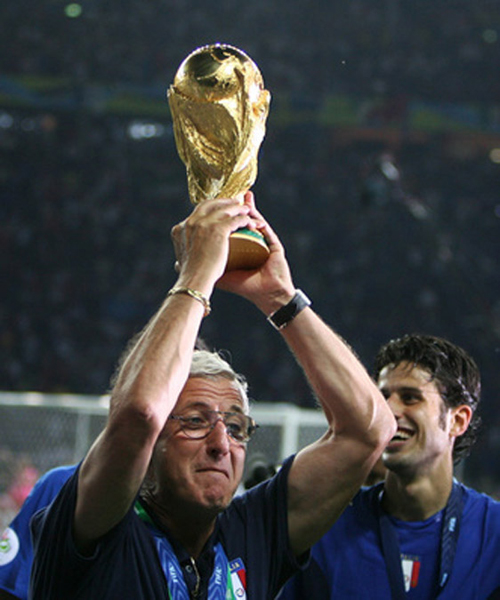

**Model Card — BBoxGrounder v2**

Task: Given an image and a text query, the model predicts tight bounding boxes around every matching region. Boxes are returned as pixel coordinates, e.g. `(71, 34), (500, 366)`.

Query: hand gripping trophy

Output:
(168, 44), (271, 270)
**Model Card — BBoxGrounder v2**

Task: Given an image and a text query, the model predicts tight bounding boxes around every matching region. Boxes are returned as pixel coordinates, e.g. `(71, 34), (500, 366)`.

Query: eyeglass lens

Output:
(172, 409), (255, 442)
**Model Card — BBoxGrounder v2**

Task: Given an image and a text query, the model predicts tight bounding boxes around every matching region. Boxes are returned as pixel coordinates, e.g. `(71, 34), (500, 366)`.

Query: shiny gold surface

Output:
(225, 230), (270, 271)
(168, 44), (271, 205)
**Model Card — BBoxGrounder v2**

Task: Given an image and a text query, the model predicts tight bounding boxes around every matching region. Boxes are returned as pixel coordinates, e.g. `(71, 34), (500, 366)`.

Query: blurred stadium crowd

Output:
(0, 0), (499, 102)
(0, 0), (499, 491)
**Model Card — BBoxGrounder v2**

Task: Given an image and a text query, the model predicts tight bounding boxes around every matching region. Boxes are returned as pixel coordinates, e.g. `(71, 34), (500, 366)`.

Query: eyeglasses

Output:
(169, 408), (258, 444)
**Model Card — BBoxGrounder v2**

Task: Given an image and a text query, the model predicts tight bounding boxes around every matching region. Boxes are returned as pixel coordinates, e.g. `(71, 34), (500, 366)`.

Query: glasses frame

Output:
(169, 409), (258, 444)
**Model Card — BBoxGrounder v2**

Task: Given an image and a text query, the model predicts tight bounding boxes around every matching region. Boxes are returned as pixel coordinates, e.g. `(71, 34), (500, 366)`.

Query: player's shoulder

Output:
(460, 481), (500, 513)
(36, 465), (77, 487)
(322, 482), (381, 536)
(25, 464), (78, 507)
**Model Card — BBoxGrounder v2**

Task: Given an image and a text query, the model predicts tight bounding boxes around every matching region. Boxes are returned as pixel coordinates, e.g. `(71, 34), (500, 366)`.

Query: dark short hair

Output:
(373, 334), (481, 463)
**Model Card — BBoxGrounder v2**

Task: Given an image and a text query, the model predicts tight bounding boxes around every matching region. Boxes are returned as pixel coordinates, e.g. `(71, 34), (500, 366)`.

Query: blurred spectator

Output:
(0, 454), (39, 531)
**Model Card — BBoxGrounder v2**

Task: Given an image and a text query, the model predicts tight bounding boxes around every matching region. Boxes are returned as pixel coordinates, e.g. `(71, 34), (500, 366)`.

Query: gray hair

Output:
(189, 349), (250, 413)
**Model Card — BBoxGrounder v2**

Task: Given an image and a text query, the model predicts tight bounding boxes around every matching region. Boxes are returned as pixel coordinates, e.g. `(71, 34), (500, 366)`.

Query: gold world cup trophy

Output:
(167, 44), (271, 271)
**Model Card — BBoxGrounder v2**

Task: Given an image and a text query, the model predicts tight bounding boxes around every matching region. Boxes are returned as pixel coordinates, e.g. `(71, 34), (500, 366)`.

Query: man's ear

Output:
(450, 404), (473, 438)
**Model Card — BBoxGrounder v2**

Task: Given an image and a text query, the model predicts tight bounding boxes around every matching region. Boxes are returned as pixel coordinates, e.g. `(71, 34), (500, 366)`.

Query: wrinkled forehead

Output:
(175, 375), (248, 413)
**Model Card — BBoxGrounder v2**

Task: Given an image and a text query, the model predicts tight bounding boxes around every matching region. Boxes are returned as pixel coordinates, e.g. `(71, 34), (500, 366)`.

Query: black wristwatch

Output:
(267, 289), (312, 330)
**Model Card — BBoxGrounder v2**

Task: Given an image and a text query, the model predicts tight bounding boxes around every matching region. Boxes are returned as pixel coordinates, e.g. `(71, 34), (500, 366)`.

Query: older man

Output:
(29, 193), (395, 599)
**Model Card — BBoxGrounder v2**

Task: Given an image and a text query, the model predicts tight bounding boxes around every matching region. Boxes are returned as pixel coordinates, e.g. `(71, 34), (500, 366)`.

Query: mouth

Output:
(197, 468), (229, 479)
(387, 426), (415, 447)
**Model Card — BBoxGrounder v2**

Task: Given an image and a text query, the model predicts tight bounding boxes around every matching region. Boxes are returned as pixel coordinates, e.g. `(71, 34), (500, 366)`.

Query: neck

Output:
(382, 471), (454, 521)
(140, 493), (217, 558)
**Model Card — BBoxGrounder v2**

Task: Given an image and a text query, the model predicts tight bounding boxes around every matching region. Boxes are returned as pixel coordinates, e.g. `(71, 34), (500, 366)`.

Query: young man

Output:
(28, 193), (396, 599)
(278, 334), (500, 599)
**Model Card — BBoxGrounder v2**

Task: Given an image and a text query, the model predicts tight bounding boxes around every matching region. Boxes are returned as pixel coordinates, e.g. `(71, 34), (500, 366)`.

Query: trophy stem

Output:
(226, 228), (270, 271)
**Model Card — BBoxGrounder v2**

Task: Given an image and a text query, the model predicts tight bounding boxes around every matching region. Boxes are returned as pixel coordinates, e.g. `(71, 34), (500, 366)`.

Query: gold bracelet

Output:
(166, 287), (211, 317)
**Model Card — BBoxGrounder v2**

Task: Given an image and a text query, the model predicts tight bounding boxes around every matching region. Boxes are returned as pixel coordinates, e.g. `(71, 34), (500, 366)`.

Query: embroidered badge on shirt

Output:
(229, 558), (247, 599)
(402, 554), (421, 591)
(0, 528), (20, 566)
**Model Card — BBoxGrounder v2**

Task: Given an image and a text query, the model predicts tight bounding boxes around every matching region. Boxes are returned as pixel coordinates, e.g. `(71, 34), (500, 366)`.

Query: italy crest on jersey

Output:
(229, 558), (247, 599)
(402, 554), (421, 591)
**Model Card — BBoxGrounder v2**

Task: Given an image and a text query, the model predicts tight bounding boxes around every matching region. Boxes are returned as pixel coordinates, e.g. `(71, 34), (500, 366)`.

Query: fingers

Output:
(194, 197), (259, 235)
(171, 197), (258, 276)
(172, 198), (249, 242)
(241, 192), (282, 252)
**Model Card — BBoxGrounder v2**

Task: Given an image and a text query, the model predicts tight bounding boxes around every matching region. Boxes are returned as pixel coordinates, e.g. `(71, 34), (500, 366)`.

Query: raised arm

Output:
(73, 198), (258, 553)
(219, 192), (397, 557)
(280, 310), (395, 555)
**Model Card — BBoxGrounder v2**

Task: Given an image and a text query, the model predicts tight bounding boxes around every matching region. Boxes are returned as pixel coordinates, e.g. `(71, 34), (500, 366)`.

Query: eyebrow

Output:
(380, 385), (424, 396)
(399, 386), (424, 395)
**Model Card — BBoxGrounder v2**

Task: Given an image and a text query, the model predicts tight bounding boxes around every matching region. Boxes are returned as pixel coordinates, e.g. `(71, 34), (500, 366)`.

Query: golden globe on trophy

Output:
(167, 43), (271, 270)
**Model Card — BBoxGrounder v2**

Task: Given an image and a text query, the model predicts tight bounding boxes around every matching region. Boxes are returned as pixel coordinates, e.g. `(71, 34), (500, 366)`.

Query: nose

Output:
(206, 419), (231, 455)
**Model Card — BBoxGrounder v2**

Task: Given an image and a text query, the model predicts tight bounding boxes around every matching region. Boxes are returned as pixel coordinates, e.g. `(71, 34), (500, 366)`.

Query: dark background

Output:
(1, 0), (499, 492)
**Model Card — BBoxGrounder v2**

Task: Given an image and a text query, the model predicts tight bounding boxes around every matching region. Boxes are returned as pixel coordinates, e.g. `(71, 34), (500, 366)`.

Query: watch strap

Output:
(267, 289), (311, 330)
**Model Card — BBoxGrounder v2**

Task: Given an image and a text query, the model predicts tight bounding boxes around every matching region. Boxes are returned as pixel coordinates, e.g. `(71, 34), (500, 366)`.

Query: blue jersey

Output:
(279, 482), (500, 599)
(0, 465), (76, 600)
(29, 456), (304, 599)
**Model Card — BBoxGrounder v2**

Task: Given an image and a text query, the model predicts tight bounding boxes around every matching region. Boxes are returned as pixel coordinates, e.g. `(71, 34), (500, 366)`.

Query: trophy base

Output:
(226, 228), (270, 271)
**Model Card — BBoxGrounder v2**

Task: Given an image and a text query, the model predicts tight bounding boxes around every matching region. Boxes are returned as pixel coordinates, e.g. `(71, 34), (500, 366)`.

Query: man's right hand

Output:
(171, 196), (257, 289)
